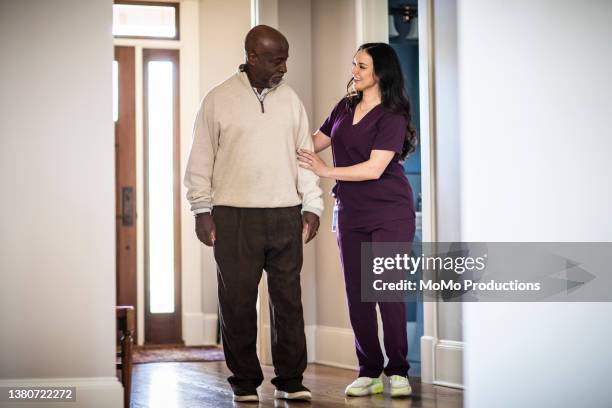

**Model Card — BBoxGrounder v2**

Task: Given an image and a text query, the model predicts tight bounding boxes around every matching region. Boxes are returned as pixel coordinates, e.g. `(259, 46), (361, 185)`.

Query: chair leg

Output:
(121, 330), (133, 408)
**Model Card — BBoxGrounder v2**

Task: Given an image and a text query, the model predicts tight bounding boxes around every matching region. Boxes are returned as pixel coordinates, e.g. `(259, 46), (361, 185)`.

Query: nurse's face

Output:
(351, 50), (377, 92)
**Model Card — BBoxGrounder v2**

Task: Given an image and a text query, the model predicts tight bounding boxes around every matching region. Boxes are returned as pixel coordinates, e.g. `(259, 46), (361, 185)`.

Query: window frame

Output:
(142, 48), (182, 343)
(113, 1), (180, 41)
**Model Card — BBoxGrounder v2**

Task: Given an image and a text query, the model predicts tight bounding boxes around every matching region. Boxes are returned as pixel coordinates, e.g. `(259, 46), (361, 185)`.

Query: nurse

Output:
(297, 42), (417, 398)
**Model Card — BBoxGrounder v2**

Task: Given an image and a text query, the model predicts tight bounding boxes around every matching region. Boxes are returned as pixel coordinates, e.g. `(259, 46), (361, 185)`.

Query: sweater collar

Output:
(237, 64), (284, 92)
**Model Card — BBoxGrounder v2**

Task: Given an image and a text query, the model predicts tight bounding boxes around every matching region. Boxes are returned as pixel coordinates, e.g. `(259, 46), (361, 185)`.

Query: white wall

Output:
(197, 0), (252, 320)
(458, 0), (612, 406)
(278, 0), (317, 327)
(312, 0), (357, 332)
(0, 0), (122, 406)
(309, 0), (361, 368)
(258, 0), (279, 28)
(180, 0), (214, 346)
(355, 0), (388, 44)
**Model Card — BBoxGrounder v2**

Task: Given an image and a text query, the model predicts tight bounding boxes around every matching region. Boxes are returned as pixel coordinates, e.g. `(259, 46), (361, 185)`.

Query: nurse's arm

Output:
(297, 149), (395, 181)
(326, 149), (395, 181)
(312, 130), (332, 153)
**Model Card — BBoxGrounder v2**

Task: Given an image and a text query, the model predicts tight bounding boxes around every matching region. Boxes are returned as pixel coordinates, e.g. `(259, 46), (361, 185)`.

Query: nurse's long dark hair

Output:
(346, 43), (418, 159)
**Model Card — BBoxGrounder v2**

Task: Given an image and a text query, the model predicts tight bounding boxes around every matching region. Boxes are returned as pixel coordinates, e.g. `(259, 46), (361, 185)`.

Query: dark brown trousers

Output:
(212, 205), (307, 392)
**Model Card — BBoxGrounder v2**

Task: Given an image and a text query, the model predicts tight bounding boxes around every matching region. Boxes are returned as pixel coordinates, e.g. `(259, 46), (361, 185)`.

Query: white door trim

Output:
(418, 0), (464, 387)
(418, 0), (439, 384)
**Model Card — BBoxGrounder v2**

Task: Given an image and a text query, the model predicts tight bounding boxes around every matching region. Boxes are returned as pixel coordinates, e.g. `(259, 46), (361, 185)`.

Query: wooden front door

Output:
(114, 46), (138, 342)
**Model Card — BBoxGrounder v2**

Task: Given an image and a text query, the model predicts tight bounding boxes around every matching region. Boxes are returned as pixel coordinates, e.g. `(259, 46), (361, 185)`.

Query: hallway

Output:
(131, 362), (463, 407)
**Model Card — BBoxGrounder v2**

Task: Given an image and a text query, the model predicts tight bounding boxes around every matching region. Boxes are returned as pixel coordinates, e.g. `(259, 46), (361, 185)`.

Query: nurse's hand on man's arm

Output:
(302, 211), (320, 244)
(297, 149), (331, 178)
(195, 213), (216, 247)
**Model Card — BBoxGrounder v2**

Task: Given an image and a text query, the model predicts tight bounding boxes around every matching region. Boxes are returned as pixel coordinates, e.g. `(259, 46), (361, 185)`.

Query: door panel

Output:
(115, 46), (138, 343)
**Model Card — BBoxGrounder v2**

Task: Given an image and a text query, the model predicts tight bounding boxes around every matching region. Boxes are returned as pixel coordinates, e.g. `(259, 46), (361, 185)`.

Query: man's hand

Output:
(195, 213), (216, 246)
(302, 211), (320, 244)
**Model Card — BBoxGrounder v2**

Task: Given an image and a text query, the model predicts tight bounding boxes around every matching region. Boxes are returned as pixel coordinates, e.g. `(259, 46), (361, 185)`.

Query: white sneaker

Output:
(389, 375), (412, 397)
(273, 389), (312, 401)
(233, 393), (259, 402)
(345, 377), (383, 397)
(274, 384), (312, 401)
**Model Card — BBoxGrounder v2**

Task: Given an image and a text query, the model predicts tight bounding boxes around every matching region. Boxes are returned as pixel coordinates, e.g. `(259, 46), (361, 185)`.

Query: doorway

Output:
(112, 0), (184, 346)
(389, 0), (424, 377)
(113, 45), (183, 345)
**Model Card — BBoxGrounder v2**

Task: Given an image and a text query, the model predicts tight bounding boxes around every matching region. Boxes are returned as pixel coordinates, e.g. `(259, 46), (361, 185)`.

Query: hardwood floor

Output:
(131, 361), (463, 408)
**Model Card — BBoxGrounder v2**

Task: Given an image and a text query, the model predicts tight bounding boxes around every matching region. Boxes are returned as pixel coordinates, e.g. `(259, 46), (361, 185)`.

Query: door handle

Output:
(121, 186), (134, 226)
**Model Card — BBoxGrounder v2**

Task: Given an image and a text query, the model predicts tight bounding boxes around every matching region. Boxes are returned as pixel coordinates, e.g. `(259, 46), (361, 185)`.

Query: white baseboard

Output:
(305, 324), (316, 363)
(421, 335), (436, 383)
(313, 325), (358, 370)
(183, 312), (218, 346)
(420, 336), (464, 387)
(434, 340), (464, 388)
(254, 324), (463, 388)
(0, 377), (122, 408)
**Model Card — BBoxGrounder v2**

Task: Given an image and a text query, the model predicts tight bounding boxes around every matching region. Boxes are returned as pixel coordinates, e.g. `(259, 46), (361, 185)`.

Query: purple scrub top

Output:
(319, 97), (415, 228)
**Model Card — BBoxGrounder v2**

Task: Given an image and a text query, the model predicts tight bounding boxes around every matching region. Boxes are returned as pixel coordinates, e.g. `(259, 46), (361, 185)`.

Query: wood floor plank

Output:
(131, 362), (463, 408)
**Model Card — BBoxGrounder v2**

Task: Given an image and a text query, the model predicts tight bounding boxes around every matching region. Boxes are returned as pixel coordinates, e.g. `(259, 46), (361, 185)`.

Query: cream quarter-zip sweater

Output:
(184, 70), (324, 216)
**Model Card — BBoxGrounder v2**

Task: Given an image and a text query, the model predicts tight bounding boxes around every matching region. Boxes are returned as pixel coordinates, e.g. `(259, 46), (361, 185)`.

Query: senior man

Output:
(184, 25), (323, 402)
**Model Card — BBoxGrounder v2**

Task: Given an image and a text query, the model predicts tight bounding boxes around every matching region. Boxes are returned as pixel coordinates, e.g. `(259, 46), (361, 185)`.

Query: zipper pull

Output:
(260, 100), (264, 113)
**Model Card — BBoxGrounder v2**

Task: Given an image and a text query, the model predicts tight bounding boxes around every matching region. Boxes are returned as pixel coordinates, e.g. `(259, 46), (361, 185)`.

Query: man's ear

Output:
(246, 50), (258, 66)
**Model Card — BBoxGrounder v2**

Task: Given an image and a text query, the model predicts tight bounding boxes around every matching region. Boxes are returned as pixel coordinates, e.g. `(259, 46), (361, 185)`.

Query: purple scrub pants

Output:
(337, 216), (415, 378)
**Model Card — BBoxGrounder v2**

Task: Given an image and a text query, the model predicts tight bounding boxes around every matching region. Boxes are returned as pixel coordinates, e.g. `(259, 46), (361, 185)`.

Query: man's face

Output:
(248, 42), (288, 88)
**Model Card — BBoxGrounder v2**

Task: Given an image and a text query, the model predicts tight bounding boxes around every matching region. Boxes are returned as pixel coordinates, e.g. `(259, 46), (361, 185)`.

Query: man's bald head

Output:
(243, 25), (289, 89)
(245, 25), (289, 55)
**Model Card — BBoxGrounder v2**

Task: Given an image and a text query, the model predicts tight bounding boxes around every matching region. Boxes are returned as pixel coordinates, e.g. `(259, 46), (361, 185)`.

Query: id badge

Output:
(331, 201), (339, 232)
